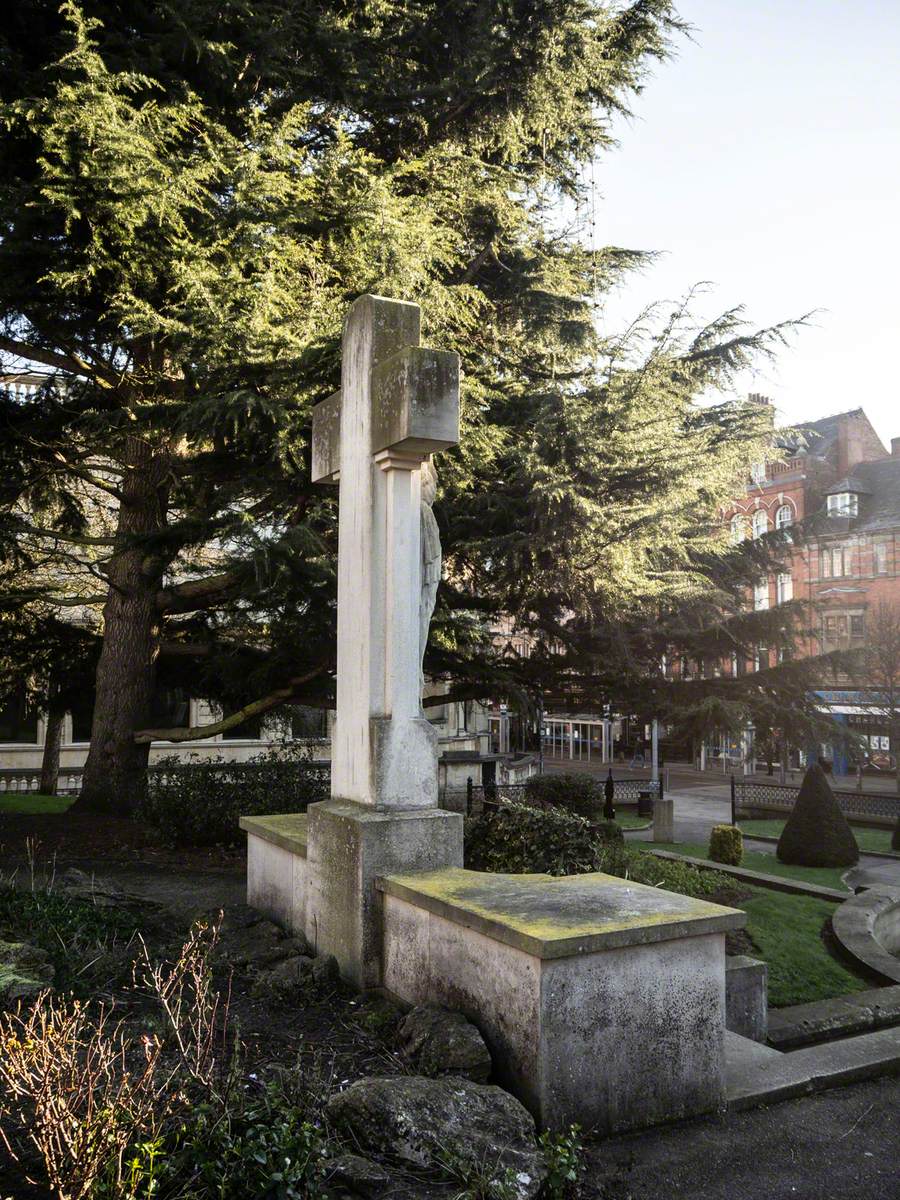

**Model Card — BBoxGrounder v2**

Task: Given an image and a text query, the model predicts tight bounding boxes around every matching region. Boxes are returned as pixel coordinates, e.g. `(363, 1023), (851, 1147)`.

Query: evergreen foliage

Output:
(776, 764), (859, 869)
(708, 823), (742, 866)
(0, 1), (809, 809)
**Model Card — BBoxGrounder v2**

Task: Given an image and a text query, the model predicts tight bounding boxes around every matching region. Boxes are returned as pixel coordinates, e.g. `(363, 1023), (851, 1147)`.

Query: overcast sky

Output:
(596, 0), (900, 447)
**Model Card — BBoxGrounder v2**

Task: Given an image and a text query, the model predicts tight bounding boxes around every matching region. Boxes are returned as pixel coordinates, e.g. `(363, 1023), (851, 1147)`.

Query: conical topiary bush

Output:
(776, 763), (859, 867)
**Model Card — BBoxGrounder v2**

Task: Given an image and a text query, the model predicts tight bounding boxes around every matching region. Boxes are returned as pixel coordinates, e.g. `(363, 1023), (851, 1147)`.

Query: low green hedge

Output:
(523, 772), (600, 818)
(464, 801), (731, 901)
(709, 824), (743, 866)
(139, 748), (329, 846)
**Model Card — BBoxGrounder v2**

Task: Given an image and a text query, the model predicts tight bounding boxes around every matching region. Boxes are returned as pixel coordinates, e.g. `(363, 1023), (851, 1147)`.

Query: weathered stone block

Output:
(241, 814), (308, 934)
(652, 797), (674, 842)
(725, 954), (768, 1042)
(378, 867), (744, 1133)
(305, 800), (463, 989)
(370, 345), (460, 458)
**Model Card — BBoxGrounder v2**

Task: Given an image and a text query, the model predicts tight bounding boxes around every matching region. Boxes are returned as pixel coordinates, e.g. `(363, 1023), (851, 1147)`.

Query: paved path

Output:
(627, 789), (900, 890)
(587, 1074), (900, 1200)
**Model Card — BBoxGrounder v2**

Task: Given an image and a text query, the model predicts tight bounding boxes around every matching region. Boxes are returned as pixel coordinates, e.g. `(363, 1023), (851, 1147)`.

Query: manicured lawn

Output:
(615, 813), (651, 830)
(654, 841), (853, 892)
(740, 818), (895, 856)
(0, 793), (74, 815)
(736, 888), (869, 1007)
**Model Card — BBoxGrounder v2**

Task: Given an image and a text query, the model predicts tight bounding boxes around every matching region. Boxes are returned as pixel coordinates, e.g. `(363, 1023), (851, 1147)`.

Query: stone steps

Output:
(766, 985), (900, 1050)
(726, 1024), (900, 1110)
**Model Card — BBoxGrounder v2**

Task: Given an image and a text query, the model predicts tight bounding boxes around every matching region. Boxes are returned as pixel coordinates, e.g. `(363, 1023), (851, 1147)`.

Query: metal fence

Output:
(445, 775), (662, 817)
(734, 778), (898, 823)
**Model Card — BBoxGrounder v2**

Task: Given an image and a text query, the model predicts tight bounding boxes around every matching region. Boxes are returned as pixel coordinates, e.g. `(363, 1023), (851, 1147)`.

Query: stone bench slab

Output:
(240, 814), (309, 858)
(377, 866), (745, 959)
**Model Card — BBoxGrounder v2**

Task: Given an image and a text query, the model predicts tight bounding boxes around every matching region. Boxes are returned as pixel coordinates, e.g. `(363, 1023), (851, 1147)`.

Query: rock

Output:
(311, 953), (340, 988)
(399, 1004), (492, 1083)
(325, 1153), (393, 1197)
(55, 867), (126, 908)
(0, 940), (54, 1005)
(253, 953), (316, 998)
(326, 1076), (545, 1200)
(214, 919), (293, 969)
(349, 992), (405, 1037)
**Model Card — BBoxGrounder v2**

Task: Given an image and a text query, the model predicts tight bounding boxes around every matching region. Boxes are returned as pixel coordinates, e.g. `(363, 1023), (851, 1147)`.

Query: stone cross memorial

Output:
(304, 295), (465, 986)
(310, 294), (457, 809)
(242, 294), (747, 1137)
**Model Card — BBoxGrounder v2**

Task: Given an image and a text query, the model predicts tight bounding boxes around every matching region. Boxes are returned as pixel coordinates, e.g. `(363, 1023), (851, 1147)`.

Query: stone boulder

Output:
(398, 1004), (492, 1082)
(0, 940), (54, 1005)
(326, 1075), (545, 1200)
(213, 917), (296, 971)
(324, 1153), (393, 1197)
(776, 763), (859, 868)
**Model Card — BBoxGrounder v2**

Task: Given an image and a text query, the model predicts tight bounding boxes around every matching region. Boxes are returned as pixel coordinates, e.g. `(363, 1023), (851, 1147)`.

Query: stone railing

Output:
(0, 767), (84, 796)
(735, 779), (898, 824)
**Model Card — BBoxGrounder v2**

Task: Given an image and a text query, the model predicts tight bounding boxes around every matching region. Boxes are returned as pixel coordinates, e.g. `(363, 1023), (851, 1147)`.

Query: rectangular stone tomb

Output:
(376, 867), (746, 1134)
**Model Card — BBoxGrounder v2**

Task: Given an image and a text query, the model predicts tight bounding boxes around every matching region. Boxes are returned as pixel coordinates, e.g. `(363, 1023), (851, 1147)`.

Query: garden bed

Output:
(739, 819), (895, 857)
(651, 841), (854, 893)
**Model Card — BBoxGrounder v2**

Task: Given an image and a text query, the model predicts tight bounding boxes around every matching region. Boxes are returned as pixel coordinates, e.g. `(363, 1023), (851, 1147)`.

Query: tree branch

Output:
(155, 569), (244, 613)
(133, 667), (326, 743)
(0, 336), (117, 388)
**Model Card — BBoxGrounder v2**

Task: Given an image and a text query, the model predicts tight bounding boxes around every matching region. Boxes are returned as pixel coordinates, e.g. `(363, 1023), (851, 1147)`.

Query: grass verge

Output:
(614, 813), (651, 831)
(740, 819), (894, 855)
(0, 793), (74, 815)
(737, 887), (869, 1007)
(653, 841), (853, 892)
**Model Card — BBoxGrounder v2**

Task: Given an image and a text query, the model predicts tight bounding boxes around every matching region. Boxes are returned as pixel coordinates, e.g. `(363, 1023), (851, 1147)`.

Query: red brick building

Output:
(722, 401), (900, 773)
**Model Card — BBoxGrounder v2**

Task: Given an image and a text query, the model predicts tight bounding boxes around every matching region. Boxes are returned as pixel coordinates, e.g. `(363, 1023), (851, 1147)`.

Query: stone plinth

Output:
(652, 797), (674, 842)
(305, 800), (463, 989)
(376, 867), (745, 1133)
(725, 955), (768, 1042)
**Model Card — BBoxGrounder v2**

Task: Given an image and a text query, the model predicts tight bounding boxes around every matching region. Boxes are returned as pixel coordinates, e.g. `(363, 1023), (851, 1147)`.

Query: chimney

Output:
(893, 437), (900, 458)
(747, 392), (775, 428)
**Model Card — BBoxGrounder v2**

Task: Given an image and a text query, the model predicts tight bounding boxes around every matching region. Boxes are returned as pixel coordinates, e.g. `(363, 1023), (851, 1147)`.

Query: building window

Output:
(70, 695), (95, 743)
(288, 705), (327, 739)
(149, 687), (190, 734)
(822, 613), (865, 648)
(730, 515), (746, 543)
(752, 510), (768, 539)
(827, 492), (858, 517)
(753, 579), (769, 610)
(0, 692), (39, 744)
(750, 461), (767, 484)
(221, 705), (263, 740)
(776, 572), (793, 604)
(874, 542), (889, 575)
(821, 546), (849, 578)
(775, 503), (793, 529)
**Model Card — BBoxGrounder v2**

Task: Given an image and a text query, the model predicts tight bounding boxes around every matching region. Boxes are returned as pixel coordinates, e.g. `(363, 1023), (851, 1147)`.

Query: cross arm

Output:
(371, 346), (459, 458)
(310, 389), (341, 484)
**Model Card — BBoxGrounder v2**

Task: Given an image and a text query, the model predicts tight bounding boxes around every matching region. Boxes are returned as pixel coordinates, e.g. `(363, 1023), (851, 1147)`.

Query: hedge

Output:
(139, 748), (329, 846)
(464, 800), (732, 901)
(709, 824), (743, 866)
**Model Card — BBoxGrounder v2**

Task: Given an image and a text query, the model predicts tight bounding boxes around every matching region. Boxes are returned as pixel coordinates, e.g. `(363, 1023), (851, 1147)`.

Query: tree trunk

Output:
(39, 700), (65, 795)
(78, 439), (169, 814)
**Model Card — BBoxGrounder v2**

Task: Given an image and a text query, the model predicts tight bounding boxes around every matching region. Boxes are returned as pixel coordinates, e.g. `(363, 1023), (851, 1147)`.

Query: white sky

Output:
(595, 0), (900, 447)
